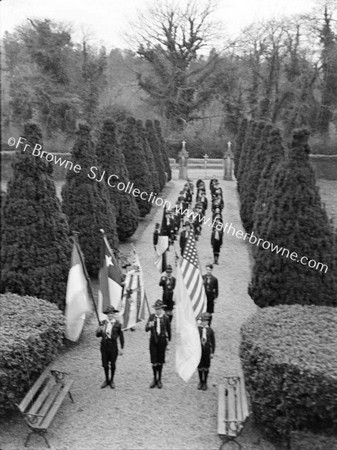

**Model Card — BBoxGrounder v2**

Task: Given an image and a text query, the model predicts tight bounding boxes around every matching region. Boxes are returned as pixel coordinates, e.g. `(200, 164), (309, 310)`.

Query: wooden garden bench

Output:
(217, 376), (249, 449)
(17, 368), (74, 448)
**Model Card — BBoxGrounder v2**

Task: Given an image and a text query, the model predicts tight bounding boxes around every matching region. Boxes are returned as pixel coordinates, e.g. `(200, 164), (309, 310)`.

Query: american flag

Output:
(180, 231), (206, 318)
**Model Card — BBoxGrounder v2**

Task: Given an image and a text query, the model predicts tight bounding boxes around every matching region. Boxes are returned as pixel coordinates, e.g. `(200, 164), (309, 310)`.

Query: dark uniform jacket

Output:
(159, 274), (176, 310)
(211, 229), (223, 248)
(145, 313), (171, 343)
(96, 319), (124, 349)
(202, 274), (219, 301)
(153, 229), (160, 247)
(180, 230), (191, 254)
(198, 325), (216, 353)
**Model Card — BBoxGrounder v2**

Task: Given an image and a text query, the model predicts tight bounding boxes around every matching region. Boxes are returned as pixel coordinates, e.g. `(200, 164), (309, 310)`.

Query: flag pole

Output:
(100, 228), (124, 270)
(100, 228), (114, 256)
(72, 231), (101, 325)
(131, 243), (151, 315)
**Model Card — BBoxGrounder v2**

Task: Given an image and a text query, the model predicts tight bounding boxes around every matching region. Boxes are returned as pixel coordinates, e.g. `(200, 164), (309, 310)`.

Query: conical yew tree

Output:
(146, 119), (166, 191)
(119, 116), (152, 217)
(236, 120), (257, 193)
(253, 127), (285, 237)
(154, 119), (172, 181)
(234, 117), (248, 180)
(240, 123), (272, 234)
(96, 119), (139, 241)
(1, 123), (71, 310)
(136, 120), (159, 194)
(62, 123), (119, 276)
(249, 129), (337, 307)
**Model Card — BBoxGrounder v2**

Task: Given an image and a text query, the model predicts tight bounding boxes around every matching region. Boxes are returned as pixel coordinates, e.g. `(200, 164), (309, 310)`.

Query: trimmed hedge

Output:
(0, 293), (64, 414)
(240, 305), (337, 441)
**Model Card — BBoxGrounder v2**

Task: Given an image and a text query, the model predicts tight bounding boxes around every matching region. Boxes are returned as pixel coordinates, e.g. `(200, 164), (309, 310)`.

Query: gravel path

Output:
(0, 170), (279, 450)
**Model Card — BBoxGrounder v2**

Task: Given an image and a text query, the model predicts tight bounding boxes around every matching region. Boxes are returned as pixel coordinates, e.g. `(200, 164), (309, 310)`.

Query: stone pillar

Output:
(223, 141), (234, 180)
(178, 140), (189, 180)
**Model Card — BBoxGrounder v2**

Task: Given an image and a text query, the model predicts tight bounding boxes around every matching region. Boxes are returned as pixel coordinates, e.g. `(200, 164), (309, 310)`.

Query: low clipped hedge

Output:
(240, 305), (337, 441)
(0, 293), (64, 414)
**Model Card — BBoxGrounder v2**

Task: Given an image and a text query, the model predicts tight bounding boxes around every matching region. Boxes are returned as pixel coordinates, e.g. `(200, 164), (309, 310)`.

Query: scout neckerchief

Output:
(155, 312), (164, 335)
(202, 325), (208, 345)
(105, 318), (116, 338)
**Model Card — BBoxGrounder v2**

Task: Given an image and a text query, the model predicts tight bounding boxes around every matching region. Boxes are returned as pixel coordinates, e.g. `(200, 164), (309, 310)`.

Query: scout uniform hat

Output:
(104, 305), (119, 314)
(200, 312), (211, 322)
(152, 299), (166, 309)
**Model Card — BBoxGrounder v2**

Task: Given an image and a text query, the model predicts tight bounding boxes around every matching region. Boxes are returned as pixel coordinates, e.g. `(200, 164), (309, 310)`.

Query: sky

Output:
(1, 0), (319, 50)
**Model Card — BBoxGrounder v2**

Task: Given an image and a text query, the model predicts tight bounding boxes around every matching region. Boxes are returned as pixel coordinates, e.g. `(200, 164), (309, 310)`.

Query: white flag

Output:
(65, 242), (91, 342)
(175, 261), (201, 382)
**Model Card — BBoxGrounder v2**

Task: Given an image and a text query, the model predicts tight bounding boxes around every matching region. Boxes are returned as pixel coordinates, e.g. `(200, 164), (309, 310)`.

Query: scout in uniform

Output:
(179, 222), (192, 255)
(211, 224), (223, 265)
(159, 265), (176, 322)
(202, 264), (219, 324)
(145, 299), (171, 389)
(153, 222), (160, 251)
(96, 306), (124, 389)
(197, 312), (216, 391)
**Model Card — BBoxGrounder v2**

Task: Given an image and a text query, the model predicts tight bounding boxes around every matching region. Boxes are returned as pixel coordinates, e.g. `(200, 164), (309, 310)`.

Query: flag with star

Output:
(98, 232), (123, 319)
(154, 206), (169, 273)
(180, 231), (207, 318)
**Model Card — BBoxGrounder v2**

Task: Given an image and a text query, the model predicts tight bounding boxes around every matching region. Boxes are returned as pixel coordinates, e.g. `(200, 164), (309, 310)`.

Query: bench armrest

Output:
(23, 412), (45, 425)
(50, 369), (69, 381)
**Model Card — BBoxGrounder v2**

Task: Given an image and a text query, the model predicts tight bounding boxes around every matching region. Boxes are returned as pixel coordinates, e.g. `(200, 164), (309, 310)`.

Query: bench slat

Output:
(226, 383), (238, 437)
(39, 380), (73, 430)
(217, 384), (226, 435)
(28, 377), (55, 416)
(28, 383), (64, 429)
(18, 369), (50, 413)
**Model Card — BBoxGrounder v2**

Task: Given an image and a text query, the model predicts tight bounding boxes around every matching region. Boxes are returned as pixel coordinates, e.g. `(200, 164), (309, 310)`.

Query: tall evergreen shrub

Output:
(96, 119), (139, 240)
(146, 119), (166, 191)
(234, 117), (248, 179)
(249, 129), (337, 307)
(1, 123), (70, 310)
(62, 123), (119, 276)
(240, 123), (272, 234)
(154, 119), (172, 181)
(120, 116), (152, 217)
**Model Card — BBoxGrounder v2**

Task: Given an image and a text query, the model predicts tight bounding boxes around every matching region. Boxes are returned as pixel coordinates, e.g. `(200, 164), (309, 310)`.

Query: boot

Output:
(157, 365), (163, 389)
(101, 367), (110, 388)
(150, 366), (157, 388)
(202, 370), (209, 390)
(197, 370), (203, 390)
(110, 367), (115, 389)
